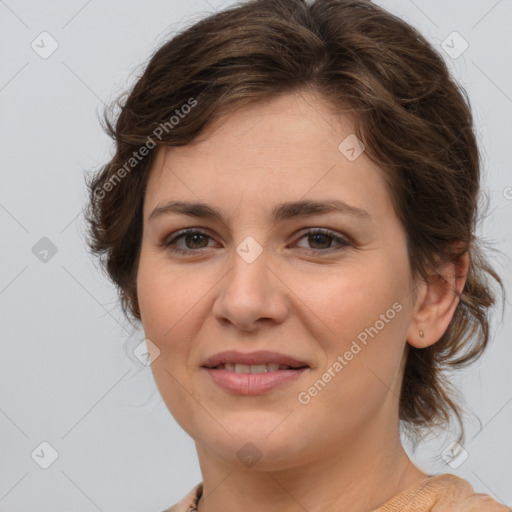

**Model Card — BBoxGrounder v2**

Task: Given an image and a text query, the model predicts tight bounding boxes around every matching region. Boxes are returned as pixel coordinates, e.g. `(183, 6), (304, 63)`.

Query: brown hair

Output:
(84, 0), (504, 441)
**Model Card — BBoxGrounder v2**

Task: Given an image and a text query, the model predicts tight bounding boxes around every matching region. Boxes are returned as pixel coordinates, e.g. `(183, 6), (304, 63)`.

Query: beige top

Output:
(164, 474), (510, 512)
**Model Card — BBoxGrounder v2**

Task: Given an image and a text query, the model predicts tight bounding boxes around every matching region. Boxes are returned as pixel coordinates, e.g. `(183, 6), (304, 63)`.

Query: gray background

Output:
(1, 0), (511, 510)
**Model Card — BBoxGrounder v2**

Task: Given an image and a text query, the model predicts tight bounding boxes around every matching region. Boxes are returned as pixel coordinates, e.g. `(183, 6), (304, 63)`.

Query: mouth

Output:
(201, 350), (310, 369)
(201, 350), (310, 395)
(208, 362), (307, 373)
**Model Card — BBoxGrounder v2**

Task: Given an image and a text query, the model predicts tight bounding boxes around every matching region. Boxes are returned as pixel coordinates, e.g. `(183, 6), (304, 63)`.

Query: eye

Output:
(293, 228), (351, 253)
(161, 229), (217, 254)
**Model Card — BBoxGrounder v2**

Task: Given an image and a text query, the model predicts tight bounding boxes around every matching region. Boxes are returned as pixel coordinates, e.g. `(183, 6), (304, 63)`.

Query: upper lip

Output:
(201, 350), (310, 368)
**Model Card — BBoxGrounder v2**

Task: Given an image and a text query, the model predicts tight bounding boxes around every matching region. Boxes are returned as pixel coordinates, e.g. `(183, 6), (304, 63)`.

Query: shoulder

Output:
(375, 473), (510, 512)
(162, 482), (203, 512)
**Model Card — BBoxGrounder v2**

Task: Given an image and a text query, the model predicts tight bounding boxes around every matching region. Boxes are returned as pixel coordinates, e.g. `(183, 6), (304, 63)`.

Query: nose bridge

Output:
(212, 236), (287, 329)
(226, 237), (271, 303)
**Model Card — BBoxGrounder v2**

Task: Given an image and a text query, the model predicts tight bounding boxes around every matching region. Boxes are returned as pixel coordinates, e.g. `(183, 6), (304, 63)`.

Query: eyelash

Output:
(161, 228), (352, 255)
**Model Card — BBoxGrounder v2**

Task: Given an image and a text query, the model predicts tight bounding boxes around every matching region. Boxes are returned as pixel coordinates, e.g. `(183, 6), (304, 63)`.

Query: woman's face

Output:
(137, 91), (419, 470)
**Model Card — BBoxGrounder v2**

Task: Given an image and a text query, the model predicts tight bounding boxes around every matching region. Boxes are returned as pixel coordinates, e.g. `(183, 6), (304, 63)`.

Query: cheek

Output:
(291, 258), (409, 405)
(288, 258), (408, 350)
(137, 252), (207, 435)
(136, 253), (197, 398)
(137, 248), (204, 341)
(136, 248), (222, 394)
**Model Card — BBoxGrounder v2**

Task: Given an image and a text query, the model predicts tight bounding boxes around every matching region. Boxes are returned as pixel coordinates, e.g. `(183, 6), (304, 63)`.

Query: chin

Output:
(195, 414), (314, 471)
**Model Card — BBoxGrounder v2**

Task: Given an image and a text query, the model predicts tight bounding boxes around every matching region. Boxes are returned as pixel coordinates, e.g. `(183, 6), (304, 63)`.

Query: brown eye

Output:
(307, 232), (333, 249)
(162, 229), (216, 254)
(182, 233), (210, 249)
(294, 229), (351, 253)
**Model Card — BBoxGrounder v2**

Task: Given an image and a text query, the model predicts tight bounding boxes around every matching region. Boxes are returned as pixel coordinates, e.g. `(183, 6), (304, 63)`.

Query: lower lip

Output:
(203, 367), (308, 395)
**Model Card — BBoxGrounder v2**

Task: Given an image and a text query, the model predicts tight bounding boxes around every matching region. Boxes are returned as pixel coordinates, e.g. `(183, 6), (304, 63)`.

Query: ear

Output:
(406, 249), (469, 349)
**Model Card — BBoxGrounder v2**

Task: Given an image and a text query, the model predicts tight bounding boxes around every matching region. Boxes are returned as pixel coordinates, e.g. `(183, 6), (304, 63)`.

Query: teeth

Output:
(249, 364), (267, 374)
(234, 363), (250, 374)
(221, 362), (290, 373)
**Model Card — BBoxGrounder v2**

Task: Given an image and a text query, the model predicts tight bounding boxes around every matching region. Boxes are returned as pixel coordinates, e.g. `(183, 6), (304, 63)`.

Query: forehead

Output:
(143, 91), (393, 223)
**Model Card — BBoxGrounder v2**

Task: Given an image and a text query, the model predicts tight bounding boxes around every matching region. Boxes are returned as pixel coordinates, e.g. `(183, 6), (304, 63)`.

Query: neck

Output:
(194, 418), (426, 512)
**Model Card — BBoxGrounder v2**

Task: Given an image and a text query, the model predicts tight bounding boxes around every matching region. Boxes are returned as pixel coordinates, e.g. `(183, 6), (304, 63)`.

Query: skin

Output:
(136, 90), (468, 512)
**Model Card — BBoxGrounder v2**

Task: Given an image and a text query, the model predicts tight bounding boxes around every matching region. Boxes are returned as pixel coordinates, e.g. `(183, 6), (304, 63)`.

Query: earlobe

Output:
(407, 251), (469, 349)
(408, 327), (428, 349)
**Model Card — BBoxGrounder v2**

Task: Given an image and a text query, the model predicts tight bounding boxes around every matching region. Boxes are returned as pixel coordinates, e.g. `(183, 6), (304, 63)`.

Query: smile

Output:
(201, 350), (310, 395)
(212, 363), (298, 373)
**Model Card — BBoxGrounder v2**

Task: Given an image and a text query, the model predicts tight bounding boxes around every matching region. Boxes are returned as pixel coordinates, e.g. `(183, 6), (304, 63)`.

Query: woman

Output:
(85, 0), (509, 510)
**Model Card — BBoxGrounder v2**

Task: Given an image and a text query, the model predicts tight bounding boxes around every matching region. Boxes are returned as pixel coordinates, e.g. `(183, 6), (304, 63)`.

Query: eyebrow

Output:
(148, 199), (371, 223)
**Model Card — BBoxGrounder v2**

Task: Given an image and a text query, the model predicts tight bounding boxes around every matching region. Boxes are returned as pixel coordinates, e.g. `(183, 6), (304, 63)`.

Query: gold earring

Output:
(419, 330), (424, 338)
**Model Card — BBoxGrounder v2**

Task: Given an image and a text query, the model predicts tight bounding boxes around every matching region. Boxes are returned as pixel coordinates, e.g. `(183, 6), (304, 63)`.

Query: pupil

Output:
(187, 234), (207, 248)
(309, 233), (331, 249)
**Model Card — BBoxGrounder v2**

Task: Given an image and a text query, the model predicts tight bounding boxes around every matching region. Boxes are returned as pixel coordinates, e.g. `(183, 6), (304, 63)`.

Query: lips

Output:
(201, 350), (310, 395)
(201, 350), (310, 369)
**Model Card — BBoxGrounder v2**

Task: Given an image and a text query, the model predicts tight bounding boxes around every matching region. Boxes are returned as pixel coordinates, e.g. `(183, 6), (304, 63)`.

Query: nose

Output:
(212, 247), (289, 332)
